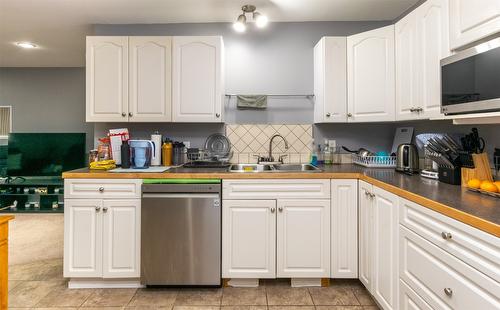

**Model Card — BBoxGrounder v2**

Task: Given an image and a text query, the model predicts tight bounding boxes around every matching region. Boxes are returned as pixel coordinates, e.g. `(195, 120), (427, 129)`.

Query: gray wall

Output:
(0, 68), (94, 150)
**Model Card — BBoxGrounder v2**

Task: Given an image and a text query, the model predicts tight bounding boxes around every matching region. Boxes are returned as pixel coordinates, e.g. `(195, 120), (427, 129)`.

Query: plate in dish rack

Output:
(205, 134), (231, 157)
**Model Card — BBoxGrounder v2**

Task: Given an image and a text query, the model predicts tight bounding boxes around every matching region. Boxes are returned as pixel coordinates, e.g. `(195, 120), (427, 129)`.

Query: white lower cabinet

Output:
(358, 181), (399, 310)
(64, 198), (141, 279)
(331, 180), (358, 278)
(222, 200), (276, 279)
(399, 279), (433, 310)
(277, 199), (330, 277)
(222, 180), (331, 280)
(399, 226), (500, 309)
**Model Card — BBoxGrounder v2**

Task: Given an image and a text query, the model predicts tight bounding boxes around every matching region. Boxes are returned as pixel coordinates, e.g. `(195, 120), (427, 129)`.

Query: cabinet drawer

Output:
(399, 279), (433, 310)
(222, 179), (330, 200)
(400, 226), (500, 310)
(65, 179), (142, 199)
(399, 198), (500, 282)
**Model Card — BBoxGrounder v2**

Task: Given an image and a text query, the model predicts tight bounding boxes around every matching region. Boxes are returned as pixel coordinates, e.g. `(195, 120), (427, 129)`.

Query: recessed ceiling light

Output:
(16, 42), (37, 49)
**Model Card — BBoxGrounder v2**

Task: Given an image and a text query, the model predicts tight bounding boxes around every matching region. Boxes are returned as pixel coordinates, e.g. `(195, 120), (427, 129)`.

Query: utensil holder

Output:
(439, 166), (461, 185)
(461, 153), (493, 186)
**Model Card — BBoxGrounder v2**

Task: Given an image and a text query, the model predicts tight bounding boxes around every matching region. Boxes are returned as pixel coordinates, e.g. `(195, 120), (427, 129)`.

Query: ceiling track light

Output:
(233, 4), (268, 33)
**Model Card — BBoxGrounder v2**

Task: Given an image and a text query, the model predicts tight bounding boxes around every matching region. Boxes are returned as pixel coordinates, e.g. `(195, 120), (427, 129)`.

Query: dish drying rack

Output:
(352, 154), (396, 168)
(186, 149), (233, 163)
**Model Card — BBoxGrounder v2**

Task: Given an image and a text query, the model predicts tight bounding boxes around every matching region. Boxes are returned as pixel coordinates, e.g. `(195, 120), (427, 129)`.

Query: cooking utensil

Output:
(342, 146), (373, 157)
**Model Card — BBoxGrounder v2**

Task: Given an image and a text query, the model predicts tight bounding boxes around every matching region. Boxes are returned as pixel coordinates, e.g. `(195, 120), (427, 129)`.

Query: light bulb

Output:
(254, 12), (268, 28)
(233, 13), (247, 33)
(16, 42), (37, 49)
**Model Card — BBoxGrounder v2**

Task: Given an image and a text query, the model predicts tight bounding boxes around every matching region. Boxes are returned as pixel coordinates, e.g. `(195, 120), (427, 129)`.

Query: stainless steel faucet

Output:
(268, 134), (289, 163)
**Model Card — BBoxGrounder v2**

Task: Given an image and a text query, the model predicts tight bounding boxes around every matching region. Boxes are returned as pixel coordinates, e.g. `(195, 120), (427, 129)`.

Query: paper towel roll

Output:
(151, 132), (162, 166)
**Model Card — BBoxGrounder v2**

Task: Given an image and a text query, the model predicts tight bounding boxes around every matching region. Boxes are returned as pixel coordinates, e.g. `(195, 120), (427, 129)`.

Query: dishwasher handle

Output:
(142, 193), (220, 199)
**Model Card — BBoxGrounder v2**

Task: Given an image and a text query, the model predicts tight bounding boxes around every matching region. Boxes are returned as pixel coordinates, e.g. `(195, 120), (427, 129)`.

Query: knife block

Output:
(461, 153), (493, 186)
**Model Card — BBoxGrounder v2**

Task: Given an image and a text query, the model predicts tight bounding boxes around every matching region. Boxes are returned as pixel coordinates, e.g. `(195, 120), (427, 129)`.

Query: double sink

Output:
(228, 163), (321, 173)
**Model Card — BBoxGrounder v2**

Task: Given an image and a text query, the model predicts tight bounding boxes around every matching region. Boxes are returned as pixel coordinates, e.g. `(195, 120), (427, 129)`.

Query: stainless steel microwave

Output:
(441, 38), (500, 115)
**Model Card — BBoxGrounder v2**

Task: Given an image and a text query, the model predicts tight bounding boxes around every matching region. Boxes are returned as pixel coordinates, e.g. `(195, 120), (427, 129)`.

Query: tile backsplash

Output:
(226, 124), (313, 163)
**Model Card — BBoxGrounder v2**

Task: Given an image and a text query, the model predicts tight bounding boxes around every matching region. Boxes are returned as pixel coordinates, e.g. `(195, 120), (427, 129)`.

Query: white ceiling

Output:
(0, 0), (418, 67)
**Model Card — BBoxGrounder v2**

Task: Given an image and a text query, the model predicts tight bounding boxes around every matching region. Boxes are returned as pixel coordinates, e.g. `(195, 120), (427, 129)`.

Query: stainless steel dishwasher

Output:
(141, 180), (221, 286)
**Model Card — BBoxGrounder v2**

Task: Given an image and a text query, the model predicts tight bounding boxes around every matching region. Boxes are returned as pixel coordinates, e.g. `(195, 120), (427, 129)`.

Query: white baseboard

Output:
(68, 278), (144, 289)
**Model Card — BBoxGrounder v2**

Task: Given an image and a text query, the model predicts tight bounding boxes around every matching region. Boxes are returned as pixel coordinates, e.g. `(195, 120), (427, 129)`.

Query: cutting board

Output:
(109, 166), (170, 173)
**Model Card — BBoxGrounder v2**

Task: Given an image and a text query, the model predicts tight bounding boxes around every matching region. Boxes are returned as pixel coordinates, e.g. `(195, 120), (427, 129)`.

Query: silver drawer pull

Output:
(364, 190), (370, 196)
(270, 207), (276, 213)
(369, 193), (375, 198)
(278, 207), (283, 212)
(103, 207), (108, 212)
(441, 232), (452, 240)
(98, 187), (104, 193)
(95, 206), (101, 212)
(444, 287), (453, 296)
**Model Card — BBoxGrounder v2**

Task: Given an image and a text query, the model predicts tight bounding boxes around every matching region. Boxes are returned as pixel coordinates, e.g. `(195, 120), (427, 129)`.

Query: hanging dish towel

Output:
(237, 95), (268, 110)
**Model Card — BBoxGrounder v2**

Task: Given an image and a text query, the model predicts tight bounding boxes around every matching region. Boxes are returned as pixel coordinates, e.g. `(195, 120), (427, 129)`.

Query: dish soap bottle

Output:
(162, 139), (173, 166)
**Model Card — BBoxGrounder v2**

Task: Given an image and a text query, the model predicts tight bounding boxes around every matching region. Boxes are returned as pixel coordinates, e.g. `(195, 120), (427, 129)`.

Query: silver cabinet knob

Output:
(128, 112), (133, 117)
(270, 207), (276, 213)
(98, 187), (104, 193)
(441, 232), (452, 240)
(347, 113), (353, 117)
(444, 287), (453, 297)
(364, 190), (370, 197)
(326, 112), (331, 117)
(215, 113), (220, 118)
(103, 207), (108, 213)
(278, 207), (283, 212)
(409, 107), (416, 112)
(121, 112), (126, 117)
(416, 107), (423, 112)
(95, 206), (101, 212)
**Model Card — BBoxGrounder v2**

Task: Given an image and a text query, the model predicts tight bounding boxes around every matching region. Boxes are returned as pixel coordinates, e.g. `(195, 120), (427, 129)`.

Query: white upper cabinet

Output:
(314, 37), (348, 123)
(129, 37), (172, 122)
(449, 0), (500, 50)
(330, 180), (358, 278)
(395, 10), (420, 120)
(172, 36), (224, 123)
(396, 0), (449, 120)
(347, 25), (395, 122)
(276, 199), (330, 278)
(86, 37), (129, 122)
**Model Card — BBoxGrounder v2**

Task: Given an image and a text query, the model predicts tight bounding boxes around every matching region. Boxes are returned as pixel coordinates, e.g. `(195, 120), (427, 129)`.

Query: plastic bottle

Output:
(162, 139), (173, 166)
(120, 140), (130, 168)
(324, 140), (332, 165)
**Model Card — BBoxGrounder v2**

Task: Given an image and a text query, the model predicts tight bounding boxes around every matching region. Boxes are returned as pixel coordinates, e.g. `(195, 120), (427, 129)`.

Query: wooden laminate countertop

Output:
(0, 216), (14, 226)
(62, 165), (500, 237)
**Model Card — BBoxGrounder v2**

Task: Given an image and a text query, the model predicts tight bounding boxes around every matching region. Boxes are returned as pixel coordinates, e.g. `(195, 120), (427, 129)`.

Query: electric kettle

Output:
(396, 143), (419, 173)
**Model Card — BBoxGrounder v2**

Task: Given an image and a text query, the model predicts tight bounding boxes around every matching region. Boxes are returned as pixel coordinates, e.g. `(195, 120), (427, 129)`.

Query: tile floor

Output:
(9, 258), (380, 309)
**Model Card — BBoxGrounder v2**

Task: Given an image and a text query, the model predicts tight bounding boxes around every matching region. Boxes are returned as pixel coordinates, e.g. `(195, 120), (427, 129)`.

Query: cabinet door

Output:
(314, 37), (348, 123)
(277, 199), (330, 278)
(347, 25), (395, 122)
(449, 0), (500, 50)
(372, 186), (399, 310)
(417, 0), (450, 119)
(222, 200), (276, 278)
(64, 199), (102, 277)
(129, 37), (172, 122)
(102, 199), (141, 278)
(331, 180), (358, 278)
(358, 180), (373, 290)
(172, 36), (223, 123)
(396, 10), (420, 121)
(86, 36), (128, 122)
